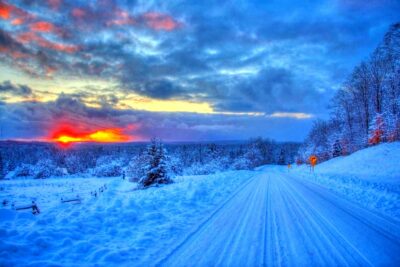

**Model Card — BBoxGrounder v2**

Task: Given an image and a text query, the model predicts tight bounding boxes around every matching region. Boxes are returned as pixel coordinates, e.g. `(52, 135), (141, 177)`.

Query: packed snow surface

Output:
(0, 142), (399, 266)
(158, 169), (400, 266)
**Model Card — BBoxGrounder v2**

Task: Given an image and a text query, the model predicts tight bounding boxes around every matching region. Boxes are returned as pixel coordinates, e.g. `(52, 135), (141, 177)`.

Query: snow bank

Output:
(0, 171), (254, 266)
(314, 142), (400, 183)
(293, 142), (400, 219)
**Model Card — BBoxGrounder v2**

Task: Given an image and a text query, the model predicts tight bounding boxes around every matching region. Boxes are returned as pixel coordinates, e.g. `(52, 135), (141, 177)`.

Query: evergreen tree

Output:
(139, 138), (172, 187)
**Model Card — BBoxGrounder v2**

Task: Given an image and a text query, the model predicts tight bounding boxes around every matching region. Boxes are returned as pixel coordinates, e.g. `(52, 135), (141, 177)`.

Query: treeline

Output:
(298, 23), (400, 163)
(0, 138), (300, 179)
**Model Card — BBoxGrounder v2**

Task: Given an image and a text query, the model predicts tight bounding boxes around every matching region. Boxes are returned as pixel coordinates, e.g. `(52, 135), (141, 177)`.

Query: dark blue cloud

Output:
(0, 80), (32, 96)
(139, 80), (183, 99)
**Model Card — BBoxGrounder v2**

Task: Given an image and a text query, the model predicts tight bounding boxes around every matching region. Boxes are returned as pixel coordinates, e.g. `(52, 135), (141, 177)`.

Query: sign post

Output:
(309, 155), (317, 172)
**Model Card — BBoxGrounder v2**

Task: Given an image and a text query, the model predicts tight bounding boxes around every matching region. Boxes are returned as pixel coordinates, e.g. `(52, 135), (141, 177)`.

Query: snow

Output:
(292, 142), (400, 219)
(0, 142), (399, 266)
(0, 171), (254, 266)
(157, 169), (400, 266)
(310, 142), (400, 183)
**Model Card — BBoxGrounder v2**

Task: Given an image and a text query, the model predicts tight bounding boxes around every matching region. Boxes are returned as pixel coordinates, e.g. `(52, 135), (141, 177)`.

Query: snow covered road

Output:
(157, 167), (400, 266)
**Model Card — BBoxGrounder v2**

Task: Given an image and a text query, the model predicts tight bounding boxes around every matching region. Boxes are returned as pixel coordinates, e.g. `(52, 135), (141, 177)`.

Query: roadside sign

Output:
(309, 155), (317, 166)
(309, 155), (317, 172)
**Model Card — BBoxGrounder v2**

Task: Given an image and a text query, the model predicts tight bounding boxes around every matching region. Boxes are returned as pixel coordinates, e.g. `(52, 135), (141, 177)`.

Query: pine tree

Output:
(139, 138), (172, 187)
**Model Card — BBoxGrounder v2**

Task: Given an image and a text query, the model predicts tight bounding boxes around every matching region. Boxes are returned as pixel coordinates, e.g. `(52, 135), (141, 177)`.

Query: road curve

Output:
(156, 168), (400, 267)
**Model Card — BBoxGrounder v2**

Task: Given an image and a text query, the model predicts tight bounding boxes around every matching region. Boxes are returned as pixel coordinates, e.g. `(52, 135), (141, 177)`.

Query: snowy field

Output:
(0, 177), (110, 211)
(0, 171), (254, 266)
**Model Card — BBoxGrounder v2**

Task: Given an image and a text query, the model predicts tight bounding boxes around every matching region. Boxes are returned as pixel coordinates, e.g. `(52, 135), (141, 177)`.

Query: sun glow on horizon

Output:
(49, 127), (133, 146)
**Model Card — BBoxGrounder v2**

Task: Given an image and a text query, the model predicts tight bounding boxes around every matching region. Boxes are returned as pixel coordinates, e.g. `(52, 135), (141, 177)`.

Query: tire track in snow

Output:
(155, 173), (260, 266)
(154, 168), (400, 267)
(282, 173), (400, 266)
(212, 178), (261, 266)
(220, 177), (265, 266)
(279, 176), (370, 266)
(261, 175), (282, 266)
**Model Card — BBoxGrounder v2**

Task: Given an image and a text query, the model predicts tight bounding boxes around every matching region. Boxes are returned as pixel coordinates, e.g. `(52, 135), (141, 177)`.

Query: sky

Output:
(0, 0), (399, 142)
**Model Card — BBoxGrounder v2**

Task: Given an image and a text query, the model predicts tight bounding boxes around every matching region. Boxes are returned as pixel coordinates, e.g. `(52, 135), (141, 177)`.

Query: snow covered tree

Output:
(278, 149), (286, 165)
(64, 155), (86, 174)
(167, 154), (183, 176)
(384, 112), (399, 141)
(34, 159), (64, 179)
(243, 141), (263, 169)
(139, 138), (172, 187)
(232, 156), (252, 170)
(331, 139), (342, 158)
(300, 23), (400, 160)
(127, 153), (149, 182)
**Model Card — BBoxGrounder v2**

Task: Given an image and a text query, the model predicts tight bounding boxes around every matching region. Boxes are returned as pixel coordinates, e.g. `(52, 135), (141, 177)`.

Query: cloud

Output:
(0, 2), (12, 20)
(106, 9), (136, 26)
(47, 0), (62, 10)
(139, 80), (183, 99)
(30, 21), (56, 33)
(0, 1), (33, 24)
(0, 80), (32, 96)
(207, 66), (325, 114)
(0, 29), (25, 52)
(17, 32), (79, 53)
(0, 0), (399, 141)
(0, 93), (313, 141)
(71, 8), (86, 19)
(142, 12), (180, 31)
(268, 112), (314, 119)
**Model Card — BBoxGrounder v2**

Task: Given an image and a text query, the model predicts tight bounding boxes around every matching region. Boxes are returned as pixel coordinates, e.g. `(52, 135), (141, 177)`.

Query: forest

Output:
(0, 139), (300, 180)
(298, 23), (400, 163)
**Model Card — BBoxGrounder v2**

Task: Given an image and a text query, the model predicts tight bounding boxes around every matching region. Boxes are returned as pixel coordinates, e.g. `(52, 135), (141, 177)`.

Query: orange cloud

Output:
(143, 12), (180, 31)
(0, 1), (33, 24)
(0, 2), (12, 19)
(30, 21), (56, 32)
(11, 17), (23, 25)
(17, 31), (37, 43)
(17, 32), (79, 53)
